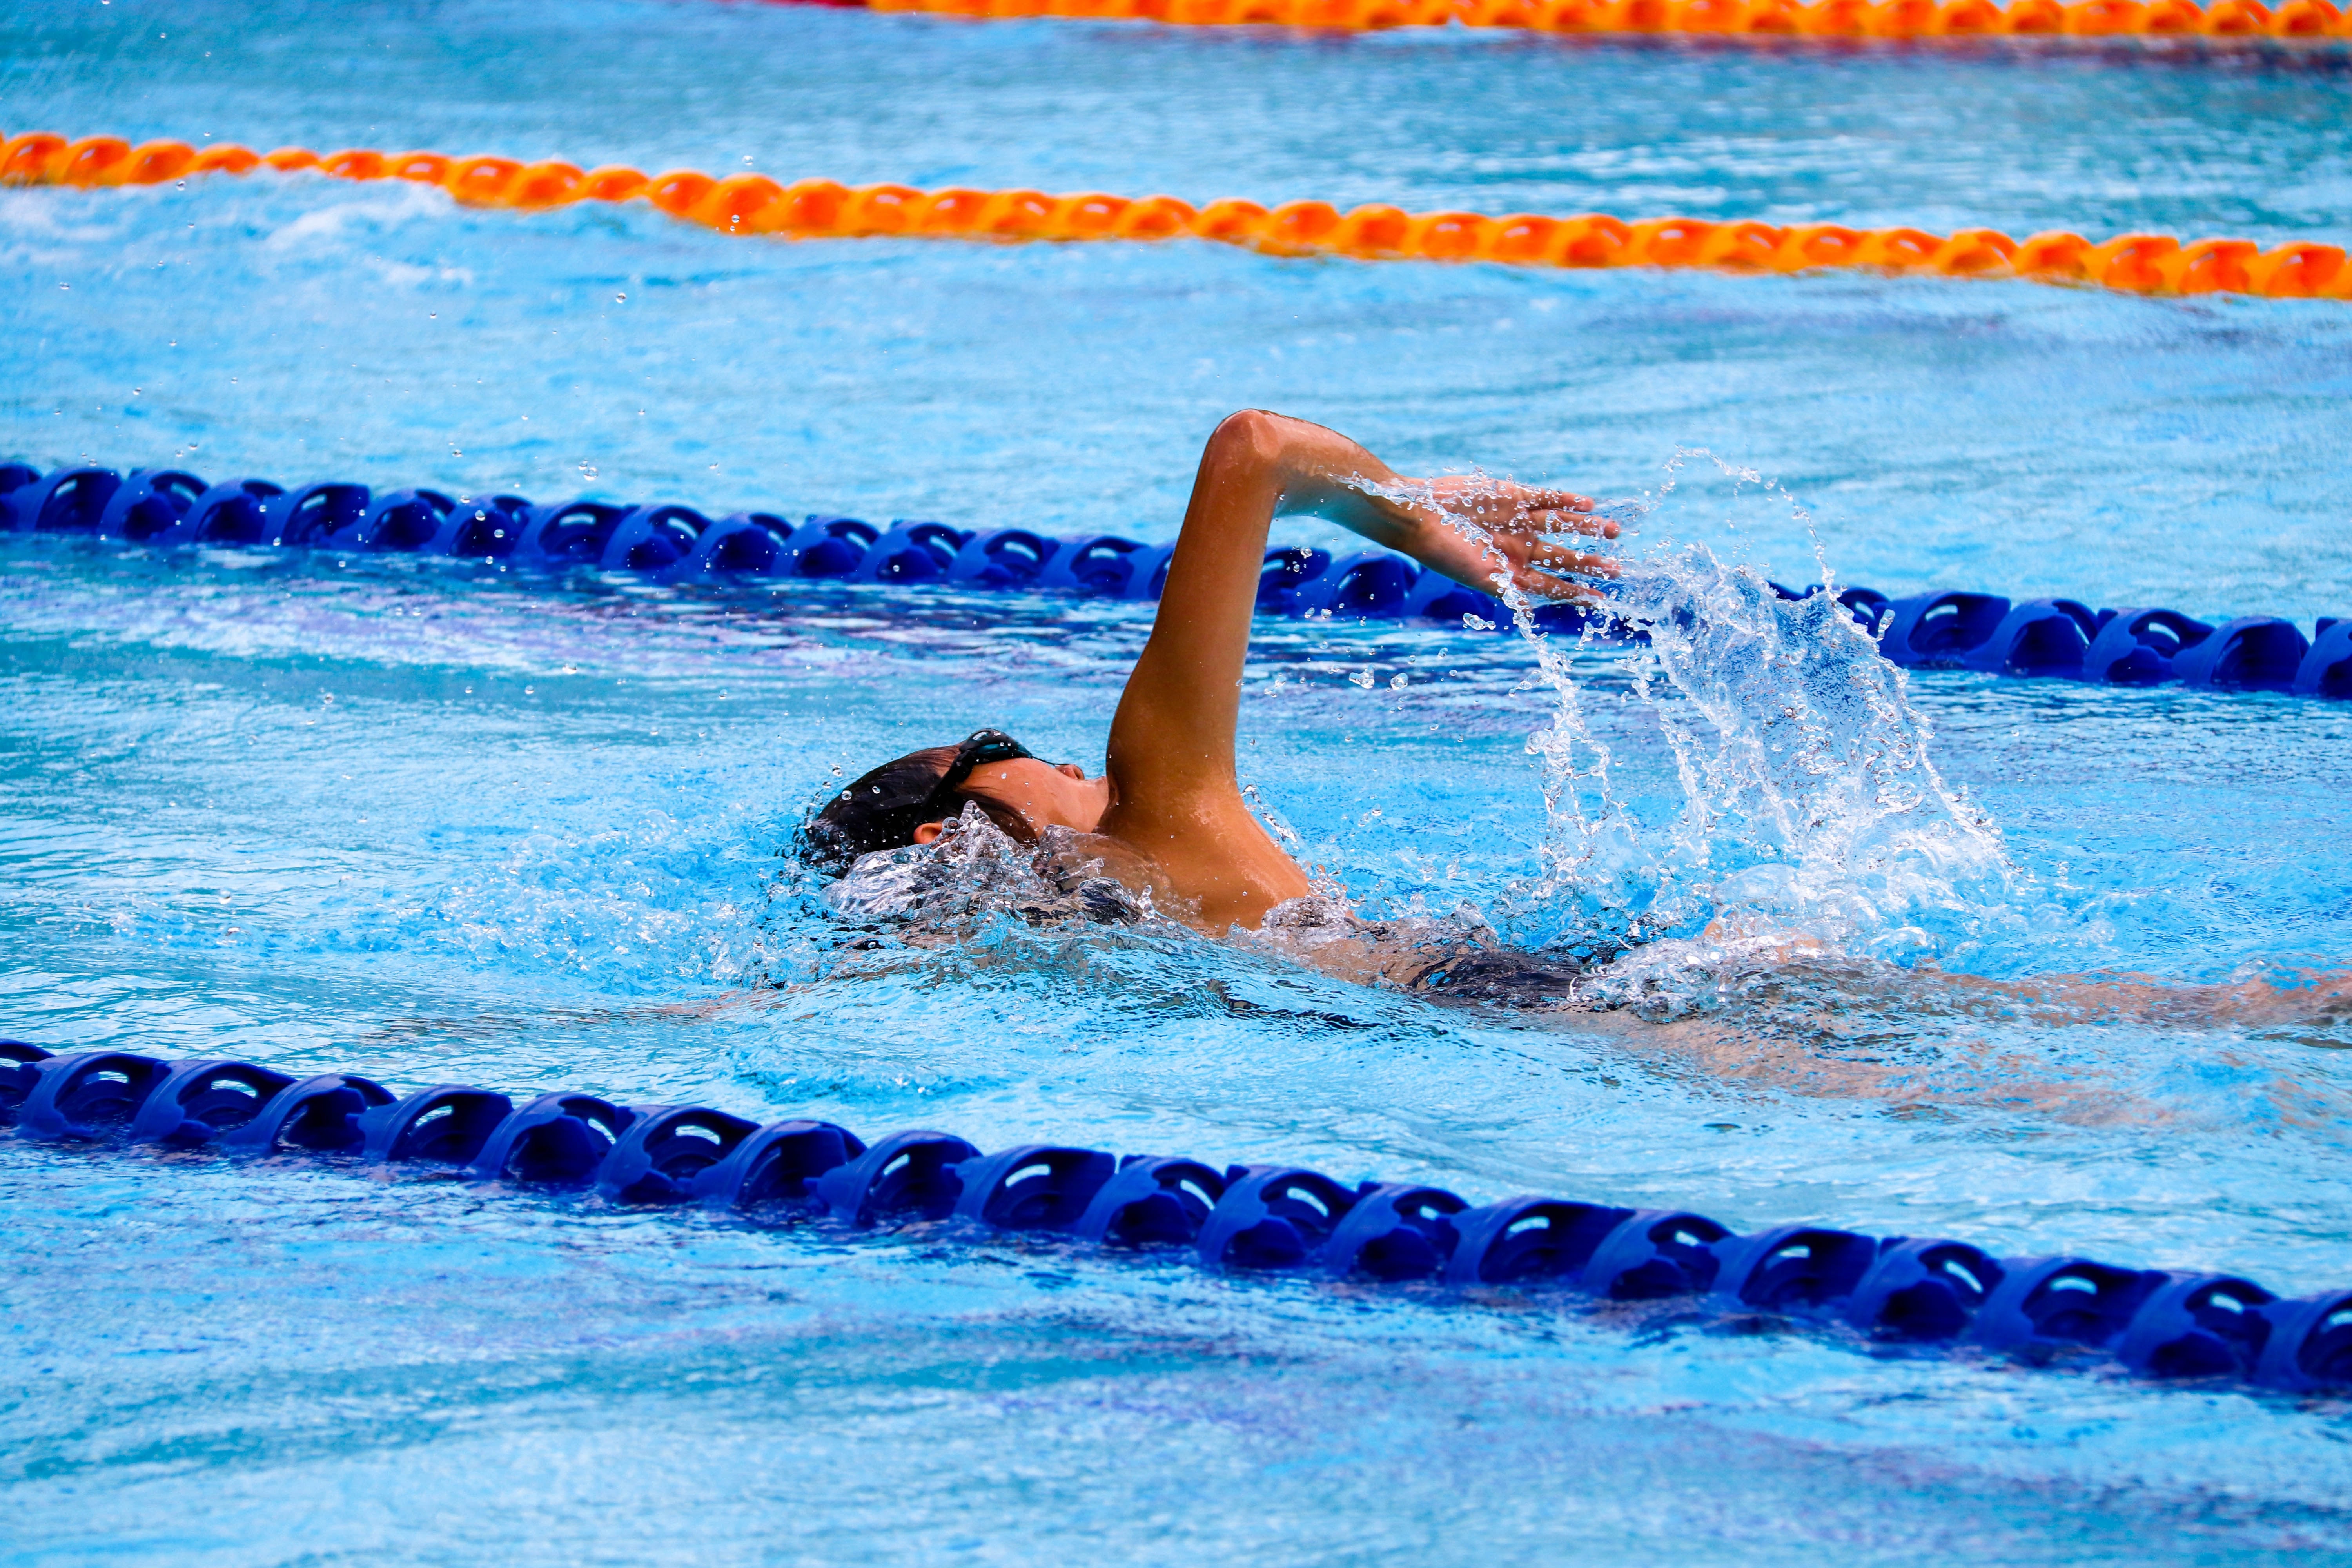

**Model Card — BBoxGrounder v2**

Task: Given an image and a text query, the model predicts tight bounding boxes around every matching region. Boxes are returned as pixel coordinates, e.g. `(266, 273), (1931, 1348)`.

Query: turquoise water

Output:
(5, 1), (2352, 1561)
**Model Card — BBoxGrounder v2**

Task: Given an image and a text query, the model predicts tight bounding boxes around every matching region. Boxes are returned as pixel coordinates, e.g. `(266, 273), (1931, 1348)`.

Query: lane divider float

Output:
(5, 460), (2348, 697)
(3, 1038), (2347, 1393)
(862, 0), (2352, 44)
(4, 129), (2347, 302)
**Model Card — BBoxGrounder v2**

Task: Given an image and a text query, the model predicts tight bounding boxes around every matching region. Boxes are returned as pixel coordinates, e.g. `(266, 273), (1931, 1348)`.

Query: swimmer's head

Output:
(800, 728), (1111, 876)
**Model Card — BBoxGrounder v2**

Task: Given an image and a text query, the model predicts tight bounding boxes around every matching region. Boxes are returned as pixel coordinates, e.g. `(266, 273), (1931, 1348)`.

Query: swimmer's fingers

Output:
(1477, 537), (1615, 604)
(1501, 564), (1608, 606)
(1432, 502), (1618, 545)
(1496, 483), (1596, 514)
(1510, 536), (1620, 581)
(1466, 488), (1617, 541)
(1412, 477), (1615, 538)
(1520, 505), (1619, 541)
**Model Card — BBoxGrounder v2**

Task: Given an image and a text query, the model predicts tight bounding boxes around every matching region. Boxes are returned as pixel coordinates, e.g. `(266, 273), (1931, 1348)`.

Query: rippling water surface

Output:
(4, 2), (2352, 1562)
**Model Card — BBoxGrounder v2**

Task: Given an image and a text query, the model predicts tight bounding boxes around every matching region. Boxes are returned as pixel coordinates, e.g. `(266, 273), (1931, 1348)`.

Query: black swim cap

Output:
(800, 730), (1037, 875)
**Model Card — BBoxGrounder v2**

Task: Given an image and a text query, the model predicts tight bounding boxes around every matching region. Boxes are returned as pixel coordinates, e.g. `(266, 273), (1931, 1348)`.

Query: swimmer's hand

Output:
(1392, 476), (1620, 603)
(1244, 414), (1618, 602)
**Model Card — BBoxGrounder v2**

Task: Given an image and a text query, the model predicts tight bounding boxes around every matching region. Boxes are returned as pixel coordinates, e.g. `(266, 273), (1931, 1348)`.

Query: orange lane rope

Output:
(4, 131), (2347, 301)
(865, 0), (2348, 43)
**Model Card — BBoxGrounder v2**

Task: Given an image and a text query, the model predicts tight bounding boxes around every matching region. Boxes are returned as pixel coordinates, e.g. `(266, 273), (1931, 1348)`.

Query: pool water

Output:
(4, 1), (2352, 1561)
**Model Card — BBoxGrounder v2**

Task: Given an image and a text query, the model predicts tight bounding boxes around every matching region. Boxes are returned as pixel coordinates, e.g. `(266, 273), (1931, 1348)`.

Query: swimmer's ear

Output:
(913, 820), (949, 845)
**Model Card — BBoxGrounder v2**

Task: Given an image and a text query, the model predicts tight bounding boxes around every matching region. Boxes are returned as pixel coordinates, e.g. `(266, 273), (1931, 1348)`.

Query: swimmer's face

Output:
(912, 757), (1111, 845)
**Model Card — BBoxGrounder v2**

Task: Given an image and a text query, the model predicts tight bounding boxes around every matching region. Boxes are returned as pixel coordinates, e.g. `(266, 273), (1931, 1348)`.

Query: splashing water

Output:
(1372, 459), (2024, 999)
(823, 806), (1161, 931)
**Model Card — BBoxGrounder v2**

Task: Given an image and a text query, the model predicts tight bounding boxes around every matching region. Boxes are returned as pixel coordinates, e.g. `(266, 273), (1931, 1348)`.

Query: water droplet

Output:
(1349, 667), (1375, 689)
(615, 292), (626, 303)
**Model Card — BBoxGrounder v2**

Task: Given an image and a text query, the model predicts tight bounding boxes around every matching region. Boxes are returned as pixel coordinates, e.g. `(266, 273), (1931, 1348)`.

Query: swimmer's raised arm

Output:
(1099, 410), (1613, 929)
(807, 411), (1613, 934)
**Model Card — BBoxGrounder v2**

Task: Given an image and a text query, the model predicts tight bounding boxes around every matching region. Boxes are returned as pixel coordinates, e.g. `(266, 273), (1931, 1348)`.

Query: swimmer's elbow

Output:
(1206, 408), (1292, 474)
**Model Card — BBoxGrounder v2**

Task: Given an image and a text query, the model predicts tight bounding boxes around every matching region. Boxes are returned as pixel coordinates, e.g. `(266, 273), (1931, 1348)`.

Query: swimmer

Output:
(802, 410), (2352, 1037)
(803, 410), (1615, 963)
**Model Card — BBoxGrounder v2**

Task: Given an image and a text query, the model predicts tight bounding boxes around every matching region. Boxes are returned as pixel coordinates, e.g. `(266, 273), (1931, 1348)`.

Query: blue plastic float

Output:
(3, 462), (2347, 698)
(5, 1037), (2347, 1394)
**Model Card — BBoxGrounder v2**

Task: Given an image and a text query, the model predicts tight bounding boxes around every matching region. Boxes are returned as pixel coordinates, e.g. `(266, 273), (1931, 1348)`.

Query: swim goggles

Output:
(919, 729), (1038, 818)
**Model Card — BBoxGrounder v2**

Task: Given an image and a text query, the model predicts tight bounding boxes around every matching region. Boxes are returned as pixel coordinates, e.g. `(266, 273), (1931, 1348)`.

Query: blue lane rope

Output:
(4, 461), (2348, 697)
(4, 1039), (2348, 1392)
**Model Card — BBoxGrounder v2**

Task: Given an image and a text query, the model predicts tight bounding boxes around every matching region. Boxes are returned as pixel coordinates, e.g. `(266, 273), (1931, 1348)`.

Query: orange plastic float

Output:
(1410, 211), (1496, 261)
(123, 140), (198, 184)
(444, 157), (520, 205)
(1626, 216), (1717, 267)
(1930, 229), (2020, 274)
(321, 149), (386, 181)
(1776, 224), (1869, 269)
(863, 0), (2350, 37)
(580, 167), (650, 202)
(3, 129), (2345, 301)
(1484, 214), (1560, 262)
(2012, 230), (2097, 278)
(2, 133), (69, 183)
(388, 152), (453, 184)
(57, 136), (134, 185)
(1854, 227), (1944, 268)
(2247, 241), (2346, 296)
(974, 189), (1058, 237)
(1998, 0), (2066, 27)
(642, 169), (715, 218)
(191, 144), (260, 176)
(1264, 199), (1345, 252)
(1551, 214), (1636, 266)
(2165, 236), (2258, 292)
(1051, 192), (1127, 237)
(1699, 221), (1786, 269)
(508, 162), (588, 208)
(2087, 232), (2181, 292)
(1334, 203), (1414, 255)
(1189, 197), (1272, 241)
(1115, 195), (1201, 238)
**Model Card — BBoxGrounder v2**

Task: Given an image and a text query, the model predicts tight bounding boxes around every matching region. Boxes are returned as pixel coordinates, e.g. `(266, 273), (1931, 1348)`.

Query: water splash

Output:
(822, 806), (1160, 931)
(1404, 456), (2022, 1001)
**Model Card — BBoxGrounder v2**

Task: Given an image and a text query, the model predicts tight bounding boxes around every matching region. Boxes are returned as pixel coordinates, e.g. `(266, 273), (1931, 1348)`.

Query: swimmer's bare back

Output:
(1096, 411), (1616, 933)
